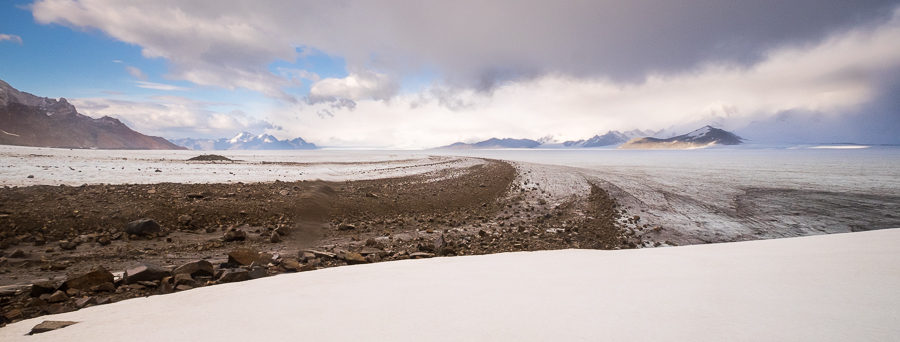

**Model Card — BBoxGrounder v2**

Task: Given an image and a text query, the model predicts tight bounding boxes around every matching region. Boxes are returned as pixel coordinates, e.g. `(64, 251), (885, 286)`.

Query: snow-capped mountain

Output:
(0, 78), (184, 150)
(560, 129), (661, 147)
(620, 125), (743, 149)
(171, 132), (317, 150)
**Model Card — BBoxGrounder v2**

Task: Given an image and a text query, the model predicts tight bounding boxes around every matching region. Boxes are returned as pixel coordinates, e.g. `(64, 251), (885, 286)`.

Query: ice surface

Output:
(436, 147), (900, 243)
(1, 229), (898, 341)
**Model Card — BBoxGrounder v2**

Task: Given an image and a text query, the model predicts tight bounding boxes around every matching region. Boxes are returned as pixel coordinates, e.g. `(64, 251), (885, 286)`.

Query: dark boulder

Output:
(173, 260), (215, 278)
(61, 267), (114, 291)
(124, 264), (171, 284)
(124, 219), (161, 236)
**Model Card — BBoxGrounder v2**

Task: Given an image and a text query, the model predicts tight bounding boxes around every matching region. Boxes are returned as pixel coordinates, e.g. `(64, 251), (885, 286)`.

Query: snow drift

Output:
(2, 229), (898, 341)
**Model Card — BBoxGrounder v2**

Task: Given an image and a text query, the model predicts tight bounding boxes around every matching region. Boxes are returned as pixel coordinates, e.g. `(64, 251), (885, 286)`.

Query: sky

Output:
(1, 0), (899, 147)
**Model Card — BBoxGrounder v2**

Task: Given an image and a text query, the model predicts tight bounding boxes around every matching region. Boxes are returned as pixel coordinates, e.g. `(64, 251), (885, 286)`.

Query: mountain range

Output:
(0, 79), (183, 150)
(170, 132), (317, 150)
(436, 126), (742, 149)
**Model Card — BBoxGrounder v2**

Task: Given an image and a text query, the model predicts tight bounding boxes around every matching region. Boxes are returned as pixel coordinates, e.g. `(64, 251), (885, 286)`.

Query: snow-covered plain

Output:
(2, 229), (898, 341)
(0, 145), (479, 186)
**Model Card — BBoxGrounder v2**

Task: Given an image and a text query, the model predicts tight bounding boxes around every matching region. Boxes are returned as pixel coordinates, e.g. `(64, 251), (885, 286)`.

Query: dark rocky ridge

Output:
(620, 126), (743, 149)
(0, 79), (184, 150)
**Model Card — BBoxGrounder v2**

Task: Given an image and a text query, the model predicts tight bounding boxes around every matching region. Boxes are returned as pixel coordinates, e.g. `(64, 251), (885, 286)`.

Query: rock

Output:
(173, 260), (215, 278)
(281, 259), (301, 272)
(338, 223), (356, 231)
(124, 218), (161, 236)
(74, 296), (95, 308)
(187, 193), (205, 199)
(177, 214), (193, 226)
(227, 248), (263, 266)
(29, 321), (78, 335)
(89, 282), (116, 292)
(26, 174), (34, 179)
(409, 252), (435, 259)
(248, 266), (267, 279)
(3, 308), (23, 321)
(279, 189), (290, 196)
(359, 247), (384, 255)
(365, 192), (379, 198)
(47, 290), (68, 303)
(58, 240), (78, 250)
(136, 281), (159, 288)
(46, 303), (69, 314)
(62, 267), (115, 291)
(65, 288), (81, 296)
(0, 284), (28, 297)
(338, 251), (368, 264)
(223, 228), (247, 242)
(269, 231), (282, 243)
(30, 281), (58, 297)
(174, 273), (197, 287)
(217, 269), (250, 283)
(175, 284), (193, 291)
(97, 235), (111, 246)
(302, 249), (336, 259)
(9, 249), (26, 258)
(124, 264), (171, 284)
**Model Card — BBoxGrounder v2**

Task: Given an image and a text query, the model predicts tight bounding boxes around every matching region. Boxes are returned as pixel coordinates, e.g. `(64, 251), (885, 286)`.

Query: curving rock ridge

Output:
(619, 126), (743, 149)
(0, 79), (184, 150)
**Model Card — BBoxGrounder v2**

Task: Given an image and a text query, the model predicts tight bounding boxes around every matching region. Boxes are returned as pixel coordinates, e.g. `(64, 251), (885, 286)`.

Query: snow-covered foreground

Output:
(3, 229), (899, 341)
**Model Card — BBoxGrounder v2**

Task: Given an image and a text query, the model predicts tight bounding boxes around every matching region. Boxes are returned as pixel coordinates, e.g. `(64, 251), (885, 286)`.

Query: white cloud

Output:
(125, 66), (147, 80)
(70, 96), (271, 138)
(0, 33), (23, 44)
(309, 70), (397, 106)
(134, 81), (188, 91)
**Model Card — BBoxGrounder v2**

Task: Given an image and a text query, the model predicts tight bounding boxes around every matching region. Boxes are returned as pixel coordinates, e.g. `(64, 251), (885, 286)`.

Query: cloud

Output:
(271, 12), (900, 147)
(30, 1), (899, 95)
(0, 33), (23, 44)
(70, 96), (272, 138)
(124, 66), (147, 80)
(308, 70), (397, 109)
(134, 81), (188, 91)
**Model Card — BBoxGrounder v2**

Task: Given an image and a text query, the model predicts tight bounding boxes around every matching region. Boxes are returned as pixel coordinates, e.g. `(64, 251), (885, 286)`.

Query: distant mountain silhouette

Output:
(438, 138), (541, 149)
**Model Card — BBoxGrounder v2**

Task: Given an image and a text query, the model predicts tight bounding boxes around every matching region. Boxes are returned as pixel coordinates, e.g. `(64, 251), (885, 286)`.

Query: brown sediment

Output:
(0, 159), (637, 325)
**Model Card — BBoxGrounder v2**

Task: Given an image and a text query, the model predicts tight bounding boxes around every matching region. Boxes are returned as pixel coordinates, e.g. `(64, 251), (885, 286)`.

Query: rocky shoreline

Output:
(0, 159), (656, 326)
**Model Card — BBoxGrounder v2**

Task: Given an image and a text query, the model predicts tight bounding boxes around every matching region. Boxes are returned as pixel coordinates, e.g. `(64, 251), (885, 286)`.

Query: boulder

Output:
(339, 251), (368, 265)
(172, 260), (215, 278)
(409, 252), (435, 259)
(227, 248), (266, 266)
(47, 290), (68, 303)
(9, 249), (26, 258)
(61, 267), (115, 291)
(29, 321), (77, 335)
(74, 296), (95, 308)
(223, 228), (247, 242)
(124, 219), (161, 236)
(30, 281), (58, 297)
(218, 269), (251, 283)
(124, 264), (171, 284)
(173, 273), (197, 287)
(281, 259), (302, 272)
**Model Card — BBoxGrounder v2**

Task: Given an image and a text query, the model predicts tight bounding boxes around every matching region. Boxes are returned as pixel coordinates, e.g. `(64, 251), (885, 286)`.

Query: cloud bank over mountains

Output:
(29, 0), (900, 147)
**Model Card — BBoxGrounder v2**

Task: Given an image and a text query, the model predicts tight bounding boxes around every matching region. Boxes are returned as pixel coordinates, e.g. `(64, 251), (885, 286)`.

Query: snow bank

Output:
(3, 229), (899, 341)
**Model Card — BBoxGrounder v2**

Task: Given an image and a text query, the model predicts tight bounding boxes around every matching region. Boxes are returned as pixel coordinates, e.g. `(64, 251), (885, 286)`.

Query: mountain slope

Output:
(620, 126), (743, 149)
(0, 79), (183, 150)
(171, 132), (317, 150)
(438, 137), (541, 149)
